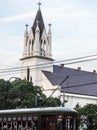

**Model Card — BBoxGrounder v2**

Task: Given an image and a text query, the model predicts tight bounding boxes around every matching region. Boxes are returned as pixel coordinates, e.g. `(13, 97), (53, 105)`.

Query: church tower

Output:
(20, 2), (53, 86)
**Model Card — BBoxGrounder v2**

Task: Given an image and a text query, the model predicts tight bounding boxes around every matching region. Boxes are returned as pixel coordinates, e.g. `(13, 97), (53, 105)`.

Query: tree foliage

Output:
(0, 79), (61, 109)
(0, 79), (12, 109)
(76, 104), (97, 130)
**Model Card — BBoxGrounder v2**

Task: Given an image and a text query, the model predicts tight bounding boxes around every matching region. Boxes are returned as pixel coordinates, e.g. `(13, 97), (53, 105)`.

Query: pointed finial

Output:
(48, 23), (52, 27)
(25, 24), (29, 30)
(25, 24), (29, 34)
(38, 1), (41, 10)
(48, 23), (52, 35)
(48, 23), (52, 30)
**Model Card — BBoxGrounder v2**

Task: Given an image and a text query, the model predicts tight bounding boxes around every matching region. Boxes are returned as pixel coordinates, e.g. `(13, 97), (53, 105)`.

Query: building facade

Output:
(20, 3), (97, 109)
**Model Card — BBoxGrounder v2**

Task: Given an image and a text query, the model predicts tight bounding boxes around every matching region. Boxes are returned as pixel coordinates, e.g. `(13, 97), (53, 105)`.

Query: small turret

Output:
(48, 23), (52, 36)
(23, 24), (29, 57)
(47, 23), (52, 58)
(24, 24), (29, 36)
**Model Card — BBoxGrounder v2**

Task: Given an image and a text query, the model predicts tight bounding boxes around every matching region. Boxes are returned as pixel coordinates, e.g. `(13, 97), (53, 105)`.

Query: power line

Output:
(1, 53), (97, 71)
(61, 81), (97, 89)
(43, 81), (97, 93)
(0, 68), (96, 86)
(42, 76), (69, 106)
(0, 58), (97, 78)
(0, 53), (97, 75)
(1, 81), (97, 95)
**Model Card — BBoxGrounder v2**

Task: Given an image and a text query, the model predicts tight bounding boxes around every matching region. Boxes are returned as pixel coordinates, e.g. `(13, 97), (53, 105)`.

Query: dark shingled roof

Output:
(42, 65), (97, 97)
(32, 9), (45, 38)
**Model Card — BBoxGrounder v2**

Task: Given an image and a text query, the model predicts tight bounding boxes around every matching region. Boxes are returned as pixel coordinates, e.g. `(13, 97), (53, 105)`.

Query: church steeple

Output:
(32, 2), (45, 38)
(22, 2), (52, 58)
(21, 3), (53, 86)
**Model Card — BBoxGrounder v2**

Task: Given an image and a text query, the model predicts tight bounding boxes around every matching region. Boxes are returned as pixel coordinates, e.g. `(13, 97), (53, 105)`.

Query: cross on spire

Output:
(38, 1), (41, 10)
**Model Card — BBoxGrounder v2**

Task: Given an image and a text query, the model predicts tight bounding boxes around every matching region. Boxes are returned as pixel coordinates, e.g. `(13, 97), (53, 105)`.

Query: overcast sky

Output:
(0, 0), (97, 79)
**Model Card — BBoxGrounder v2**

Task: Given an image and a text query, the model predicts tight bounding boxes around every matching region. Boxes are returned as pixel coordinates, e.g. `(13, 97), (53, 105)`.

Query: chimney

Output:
(93, 70), (96, 74)
(77, 67), (81, 71)
(61, 64), (64, 68)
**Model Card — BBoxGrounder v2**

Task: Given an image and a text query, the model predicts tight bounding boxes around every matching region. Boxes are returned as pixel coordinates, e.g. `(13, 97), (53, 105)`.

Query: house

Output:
(20, 3), (97, 108)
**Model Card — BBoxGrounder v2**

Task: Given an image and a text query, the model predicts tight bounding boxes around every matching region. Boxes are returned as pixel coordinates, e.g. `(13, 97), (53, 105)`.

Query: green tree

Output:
(77, 104), (97, 130)
(0, 79), (61, 109)
(8, 79), (47, 108)
(44, 97), (61, 107)
(0, 79), (12, 109)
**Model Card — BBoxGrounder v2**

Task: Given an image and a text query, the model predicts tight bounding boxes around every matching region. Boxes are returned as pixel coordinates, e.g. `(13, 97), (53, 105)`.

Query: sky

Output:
(0, 0), (97, 79)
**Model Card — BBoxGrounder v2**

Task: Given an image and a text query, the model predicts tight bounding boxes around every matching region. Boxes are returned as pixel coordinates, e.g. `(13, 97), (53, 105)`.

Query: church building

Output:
(20, 3), (97, 108)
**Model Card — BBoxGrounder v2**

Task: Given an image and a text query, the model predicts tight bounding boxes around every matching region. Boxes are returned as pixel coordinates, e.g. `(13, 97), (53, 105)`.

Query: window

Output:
(42, 115), (56, 130)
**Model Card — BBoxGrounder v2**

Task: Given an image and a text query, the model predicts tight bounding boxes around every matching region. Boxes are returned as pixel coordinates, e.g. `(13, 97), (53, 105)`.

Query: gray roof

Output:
(32, 8), (45, 38)
(42, 65), (97, 97)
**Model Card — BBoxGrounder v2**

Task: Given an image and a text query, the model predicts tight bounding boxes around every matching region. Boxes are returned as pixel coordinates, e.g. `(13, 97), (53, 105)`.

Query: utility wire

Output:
(0, 53), (97, 74)
(42, 76), (69, 106)
(1, 77), (97, 96)
(1, 53), (97, 71)
(39, 76), (97, 106)
(0, 68), (96, 85)
(0, 56), (97, 77)
(0, 56), (97, 75)
(62, 81), (97, 89)
(42, 81), (97, 96)
(1, 81), (97, 95)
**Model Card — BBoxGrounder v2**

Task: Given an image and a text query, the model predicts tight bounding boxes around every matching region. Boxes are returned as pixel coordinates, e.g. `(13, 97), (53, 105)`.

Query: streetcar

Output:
(0, 107), (78, 130)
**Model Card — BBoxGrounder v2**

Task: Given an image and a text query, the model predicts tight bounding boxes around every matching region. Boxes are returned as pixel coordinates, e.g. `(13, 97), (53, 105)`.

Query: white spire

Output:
(23, 24), (29, 57)
(48, 23), (52, 35)
(25, 24), (29, 35)
(47, 23), (52, 58)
